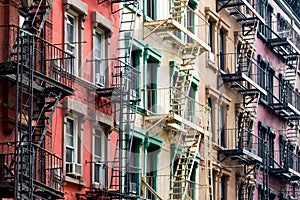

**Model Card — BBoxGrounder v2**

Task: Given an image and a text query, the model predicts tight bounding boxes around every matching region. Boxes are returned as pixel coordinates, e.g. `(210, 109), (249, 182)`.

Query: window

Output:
(146, 0), (156, 20)
(207, 98), (215, 142)
(187, 83), (197, 118)
(266, 5), (273, 38)
(258, 56), (268, 102)
(266, 68), (274, 104)
(146, 145), (159, 199)
(219, 29), (225, 71)
(65, 117), (82, 177)
(219, 103), (227, 147)
(186, 1), (196, 43)
(208, 20), (214, 52)
(187, 164), (197, 199)
(93, 127), (107, 186)
(146, 58), (158, 113)
(65, 13), (78, 75)
(130, 50), (141, 104)
(128, 139), (141, 195)
(279, 135), (287, 168)
(220, 176), (226, 200)
(258, 122), (268, 158)
(269, 132), (275, 168)
(94, 30), (105, 86)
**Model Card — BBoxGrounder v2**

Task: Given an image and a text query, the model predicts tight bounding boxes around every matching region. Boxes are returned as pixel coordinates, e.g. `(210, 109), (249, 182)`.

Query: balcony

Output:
(260, 73), (300, 120)
(270, 150), (300, 179)
(217, 0), (265, 24)
(143, 2), (210, 53)
(219, 53), (267, 95)
(0, 142), (64, 199)
(142, 87), (206, 134)
(0, 25), (75, 95)
(218, 128), (263, 164)
(266, 20), (300, 61)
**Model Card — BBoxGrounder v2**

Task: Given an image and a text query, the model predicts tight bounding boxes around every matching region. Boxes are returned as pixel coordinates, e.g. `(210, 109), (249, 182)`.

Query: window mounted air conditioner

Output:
(95, 73), (105, 86)
(66, 162), (82, 177)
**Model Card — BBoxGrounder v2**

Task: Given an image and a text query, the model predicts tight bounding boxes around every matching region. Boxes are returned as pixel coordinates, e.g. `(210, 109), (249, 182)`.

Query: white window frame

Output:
(93, 29), (105, 86)
(65, 12), (78, 76)
(65, 116), (79, 164)
(92, 126), (107, 186)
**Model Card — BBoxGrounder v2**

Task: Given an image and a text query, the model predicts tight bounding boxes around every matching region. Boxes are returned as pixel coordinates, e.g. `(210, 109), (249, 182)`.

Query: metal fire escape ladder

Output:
(109, 1), (139, 199)
(22, 0), (53, 37)
(170, 0), (189, 21)
(170, 45), (198, 115)
(169, 130), (202, 200)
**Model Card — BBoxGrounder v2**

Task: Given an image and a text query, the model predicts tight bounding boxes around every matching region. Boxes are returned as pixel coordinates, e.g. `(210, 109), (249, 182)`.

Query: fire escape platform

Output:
(271, 167), (300, 180)
(272, 102), (300, 120)
(219, 148), (262, 164)
(144, 19), (211, 52)
(217, 0), (265, 24)
(167, 113), (205, 134)
(31, 178), (64, 199)
(221, 72), (267, 96)
(3, 70), (74, 97)
(268, 37), (300, 57)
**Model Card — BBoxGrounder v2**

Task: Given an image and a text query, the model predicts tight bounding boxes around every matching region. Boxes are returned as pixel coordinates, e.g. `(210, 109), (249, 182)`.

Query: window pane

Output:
(66, 119), (74, 146)
(95, 164), (100, 183)
(66, 147), (73, 162)
(95, 32), (102, 59)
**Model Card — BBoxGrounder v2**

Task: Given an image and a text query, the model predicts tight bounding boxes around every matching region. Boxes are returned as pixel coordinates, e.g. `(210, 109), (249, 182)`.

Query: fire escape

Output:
(92, 0), (140, 199)
(0, 0), (74, 199)
(216, 1), (267, 199)
(264, 3), (300, 199)
(143, 1), (212, 199)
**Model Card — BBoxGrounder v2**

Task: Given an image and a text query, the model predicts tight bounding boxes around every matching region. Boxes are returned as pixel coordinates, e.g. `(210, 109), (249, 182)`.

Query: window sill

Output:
(207, 59), (218, 73)
(64, 175), (86, 187)
(125, 3), (142, 16)
(132, 105), (147, 115)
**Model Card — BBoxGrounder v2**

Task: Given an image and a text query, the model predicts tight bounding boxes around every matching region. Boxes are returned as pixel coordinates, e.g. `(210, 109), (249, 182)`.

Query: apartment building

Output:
(0, 0), (119, 199)
(1, 0), (300, 200)
(215, 0), (300, 199)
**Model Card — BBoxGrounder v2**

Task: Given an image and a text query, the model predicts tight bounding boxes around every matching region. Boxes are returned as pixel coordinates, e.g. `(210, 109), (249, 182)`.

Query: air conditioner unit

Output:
(95, 73), (105, 86)
(66, 162), (82, 177)
(208, 51), (215, 63)
(129, 181), (137, 194)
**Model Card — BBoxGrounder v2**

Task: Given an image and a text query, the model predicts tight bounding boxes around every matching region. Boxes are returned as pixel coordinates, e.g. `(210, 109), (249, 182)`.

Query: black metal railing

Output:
(0, 142), (63, 193)
(273, 150), (300, 173)
(220, 128), (263, 157)
(0, 25), (75, 88)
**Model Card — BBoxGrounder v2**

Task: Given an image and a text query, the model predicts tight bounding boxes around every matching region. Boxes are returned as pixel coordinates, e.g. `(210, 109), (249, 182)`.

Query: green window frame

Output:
(144, 45), (161, 114)
(144, 0), (157, 21)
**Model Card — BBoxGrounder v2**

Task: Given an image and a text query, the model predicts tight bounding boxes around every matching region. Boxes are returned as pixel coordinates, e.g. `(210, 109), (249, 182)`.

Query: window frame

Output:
(144, 47), (161, 114)
(93, 29), (106, 86)
(145, 0), (156, 20)
(65, 12), (78, 76)
(92, 126), (108, 186)
(65, 117), (79, 164)
(219, 29), (226, 71)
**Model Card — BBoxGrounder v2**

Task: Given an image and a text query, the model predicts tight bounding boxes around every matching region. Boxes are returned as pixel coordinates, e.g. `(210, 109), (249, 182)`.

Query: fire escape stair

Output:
(0, 0), (70, 199)
(169, 130), (202, 200)
(106, 1), (139, 199)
